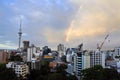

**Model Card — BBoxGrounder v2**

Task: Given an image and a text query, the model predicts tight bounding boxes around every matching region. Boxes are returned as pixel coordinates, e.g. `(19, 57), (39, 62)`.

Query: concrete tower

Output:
(18, 18), (22, 50)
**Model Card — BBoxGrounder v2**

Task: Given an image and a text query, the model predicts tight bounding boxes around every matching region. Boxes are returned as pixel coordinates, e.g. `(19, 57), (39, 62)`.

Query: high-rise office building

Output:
(57, 44), (66, 57)
(58, 44), (64, 51)
(42, 46), (51, 55)
(23, 41), (30, 52)
(27, 46), (37, 62)
(27, 45), (41, 70)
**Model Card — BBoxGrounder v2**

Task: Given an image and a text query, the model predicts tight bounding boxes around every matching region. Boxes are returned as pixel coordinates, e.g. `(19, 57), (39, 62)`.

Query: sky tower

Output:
(18, 18), (22, 50)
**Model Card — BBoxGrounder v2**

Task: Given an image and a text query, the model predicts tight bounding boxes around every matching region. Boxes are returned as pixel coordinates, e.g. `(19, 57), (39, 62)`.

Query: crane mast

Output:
(97, 34), (109, 51)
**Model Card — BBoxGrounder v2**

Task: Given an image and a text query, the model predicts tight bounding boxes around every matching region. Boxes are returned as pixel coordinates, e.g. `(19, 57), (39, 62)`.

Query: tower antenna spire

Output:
(18, 17), (22, 50)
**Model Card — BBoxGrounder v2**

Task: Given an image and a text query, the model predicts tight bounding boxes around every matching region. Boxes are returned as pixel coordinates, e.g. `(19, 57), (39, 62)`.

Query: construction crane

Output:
(97, 34), (109, 51)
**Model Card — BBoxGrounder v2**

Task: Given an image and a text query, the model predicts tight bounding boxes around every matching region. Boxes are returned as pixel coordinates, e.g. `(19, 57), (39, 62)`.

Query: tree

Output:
(103, 68), (120, 80)
(81, 65), (120, 80)
(48, 73), (66, 80)
(41, 60), (50, 75)
(27, 60), (50, 80)
(56, 64), (67, 75)
(27, 61), (76, 80)
(0, 63), (18, 80)
(67, 74), (78, 80)
(81, 65), (104, 80)
(10, 55), (23, 61)
(28, 69), (41, 80)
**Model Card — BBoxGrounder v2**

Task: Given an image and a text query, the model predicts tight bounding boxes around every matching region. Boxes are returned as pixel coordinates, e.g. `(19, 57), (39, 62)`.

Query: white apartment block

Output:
(73, 51), (84, 76)
(90, 50), (105, 68)
(6, 62), (29, 78)
(72, 44), (84, 80)
(83, 51), (90, 69)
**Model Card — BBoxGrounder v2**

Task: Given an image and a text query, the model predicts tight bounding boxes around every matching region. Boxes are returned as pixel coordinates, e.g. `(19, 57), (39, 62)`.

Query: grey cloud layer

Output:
(0, 0), (120, 49)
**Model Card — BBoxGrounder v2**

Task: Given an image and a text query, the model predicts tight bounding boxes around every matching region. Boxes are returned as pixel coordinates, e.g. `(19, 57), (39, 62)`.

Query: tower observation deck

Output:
(18, 18), (22, 50)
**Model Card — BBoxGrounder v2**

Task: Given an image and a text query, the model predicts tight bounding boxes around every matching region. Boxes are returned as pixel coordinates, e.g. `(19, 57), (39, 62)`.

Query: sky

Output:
(0, 0), (120, 50)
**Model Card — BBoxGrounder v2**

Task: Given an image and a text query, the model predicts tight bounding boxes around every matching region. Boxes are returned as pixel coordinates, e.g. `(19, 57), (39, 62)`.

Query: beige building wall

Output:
(0, 50), (7, 63)
(83, 52), (90, 69)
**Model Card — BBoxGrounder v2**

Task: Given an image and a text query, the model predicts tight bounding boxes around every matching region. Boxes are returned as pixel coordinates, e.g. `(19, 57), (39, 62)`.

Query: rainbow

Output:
(65, 20), (75, 42)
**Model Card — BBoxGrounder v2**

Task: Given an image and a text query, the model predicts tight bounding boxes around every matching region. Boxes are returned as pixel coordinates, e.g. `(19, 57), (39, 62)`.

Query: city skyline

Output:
(0, 0), (120, 50)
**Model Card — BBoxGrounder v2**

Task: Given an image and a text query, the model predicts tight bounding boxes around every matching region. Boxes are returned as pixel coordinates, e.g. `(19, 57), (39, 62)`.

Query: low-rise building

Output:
(0, 50), (8, 63)
(6, 62), (29, 78)
(43, 55), (54, 62)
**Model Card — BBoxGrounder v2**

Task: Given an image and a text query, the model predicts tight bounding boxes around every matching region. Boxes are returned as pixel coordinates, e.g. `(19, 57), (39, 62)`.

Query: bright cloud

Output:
(65, 0), (120, 49)
(0, 0), (120, 49)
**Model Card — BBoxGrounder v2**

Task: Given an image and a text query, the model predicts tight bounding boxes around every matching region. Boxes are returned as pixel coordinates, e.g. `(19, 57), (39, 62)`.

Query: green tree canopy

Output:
(67, 74), (78, 80)
(56, 64), (67, 73)
(103, 68), (120, 80)
(48, 73), (65, 80)
(81, 65), (120, 80)
(27, 60), (78, 80)
(0, 63), (18, 80)
(10, 55), (23, 61)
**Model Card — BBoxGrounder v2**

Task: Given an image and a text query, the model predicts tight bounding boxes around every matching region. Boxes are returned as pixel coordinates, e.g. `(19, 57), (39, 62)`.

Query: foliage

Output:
(27, 60), (50, 80)
(66, 74), (78, 80)
(48, 73), (66, 80)
(27, 61), (78, 80)
(28, 70), (44, 80)
(103, 68), (120, 80)
(56, 64), (67, 73)
(81, 65), (120, 80)
(10, 55), (23, 61)
(0, 63), (18, 80)
(47, 72), (78, 80)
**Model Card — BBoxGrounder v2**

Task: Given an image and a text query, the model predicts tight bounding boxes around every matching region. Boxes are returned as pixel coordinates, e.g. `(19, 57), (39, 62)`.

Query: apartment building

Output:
(6, 62), (29, 78)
